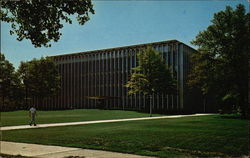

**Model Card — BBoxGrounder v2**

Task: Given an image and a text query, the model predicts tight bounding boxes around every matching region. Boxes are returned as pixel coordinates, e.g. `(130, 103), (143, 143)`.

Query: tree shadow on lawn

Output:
(219, 114), (242, 119)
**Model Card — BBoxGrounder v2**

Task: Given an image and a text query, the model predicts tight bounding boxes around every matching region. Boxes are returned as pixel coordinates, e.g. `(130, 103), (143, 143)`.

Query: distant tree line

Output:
(0, 54), (60, 111)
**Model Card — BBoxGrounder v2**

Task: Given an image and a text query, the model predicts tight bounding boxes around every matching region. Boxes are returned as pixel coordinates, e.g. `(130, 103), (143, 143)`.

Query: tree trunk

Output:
(239, 94), (247, 119)
(25, 86), (27, 108)
(239, 79), (248, 119)
(2, 96), (5, 110)
(150, 95), (152, 117)
(203, 95), (206, 113)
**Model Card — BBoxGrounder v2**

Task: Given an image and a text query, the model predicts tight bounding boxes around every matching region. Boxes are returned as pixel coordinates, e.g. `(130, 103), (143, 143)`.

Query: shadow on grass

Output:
(219, 114), (241, 119)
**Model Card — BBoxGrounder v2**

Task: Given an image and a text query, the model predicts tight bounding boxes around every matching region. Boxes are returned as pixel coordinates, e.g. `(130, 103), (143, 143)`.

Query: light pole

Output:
(150, 95), (152, 117)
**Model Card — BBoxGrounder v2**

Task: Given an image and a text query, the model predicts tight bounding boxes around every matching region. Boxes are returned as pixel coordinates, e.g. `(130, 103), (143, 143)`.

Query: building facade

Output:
(35, 40), (205, 113)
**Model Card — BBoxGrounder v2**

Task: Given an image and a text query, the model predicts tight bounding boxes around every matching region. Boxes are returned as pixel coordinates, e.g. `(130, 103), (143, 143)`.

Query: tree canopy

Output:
(188, 4), (249, 118)
(18, 57), (61, 108)
(0, 0), (95, 47)
(126, 47), (176, 115)
(126, 47), (176, 96)
(0, 53), (23, 111)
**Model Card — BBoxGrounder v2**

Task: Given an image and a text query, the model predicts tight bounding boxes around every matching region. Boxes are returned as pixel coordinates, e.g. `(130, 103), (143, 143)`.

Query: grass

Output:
(2, 114), (248, 157)
(0, 109), (162, 127)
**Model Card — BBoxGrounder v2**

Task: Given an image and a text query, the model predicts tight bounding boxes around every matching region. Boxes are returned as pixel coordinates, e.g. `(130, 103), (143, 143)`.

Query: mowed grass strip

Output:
(0, 109), (162, 127)
(2, 115), (248, 157)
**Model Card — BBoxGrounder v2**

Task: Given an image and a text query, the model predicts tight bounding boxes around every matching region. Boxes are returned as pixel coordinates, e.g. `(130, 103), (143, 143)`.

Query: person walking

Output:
(29, 106), (37, 126)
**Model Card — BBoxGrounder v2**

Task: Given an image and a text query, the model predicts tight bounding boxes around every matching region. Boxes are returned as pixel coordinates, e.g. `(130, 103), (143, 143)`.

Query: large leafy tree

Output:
(0, 0), (94, 47)
(189, 4), (249, 118)
(18, 57), (61, 109)
(126, 47), (176, 116)
(0, 53), (23, 111)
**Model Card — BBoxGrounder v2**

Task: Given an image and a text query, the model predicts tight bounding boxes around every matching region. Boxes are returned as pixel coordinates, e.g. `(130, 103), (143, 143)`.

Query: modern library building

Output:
(36, 40), (212, 113)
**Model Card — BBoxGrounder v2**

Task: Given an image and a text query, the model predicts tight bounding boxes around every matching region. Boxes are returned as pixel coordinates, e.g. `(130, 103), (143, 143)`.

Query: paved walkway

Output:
(0, 141), (154, 158)
(0, 114), (212, 131)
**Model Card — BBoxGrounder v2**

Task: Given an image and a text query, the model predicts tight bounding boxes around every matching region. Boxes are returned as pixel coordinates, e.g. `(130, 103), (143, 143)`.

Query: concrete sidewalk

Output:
(0, 141), (154, 158)
(0, 114), (212, 131)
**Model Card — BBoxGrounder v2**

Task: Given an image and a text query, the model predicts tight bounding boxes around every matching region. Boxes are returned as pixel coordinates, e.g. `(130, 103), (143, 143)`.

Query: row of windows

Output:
(56, 44), (183, 103)
(37, 93), (179, 111)
(57, 51), (179, 74)
(54, 43), (177, 62)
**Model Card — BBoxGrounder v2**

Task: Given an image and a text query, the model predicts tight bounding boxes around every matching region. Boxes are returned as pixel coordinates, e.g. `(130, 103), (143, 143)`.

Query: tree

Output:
(18, 57), (61, 109)
(189, 4), (249, 118)
(126, 47), (176, 116)
(0, 0), (95, 47)
(0, 53), (23, 111)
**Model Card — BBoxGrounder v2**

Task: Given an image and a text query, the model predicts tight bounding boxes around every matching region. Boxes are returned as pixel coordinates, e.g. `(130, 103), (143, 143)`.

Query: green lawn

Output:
(2, 115), (248, 157)
(0, 109), (162, 127)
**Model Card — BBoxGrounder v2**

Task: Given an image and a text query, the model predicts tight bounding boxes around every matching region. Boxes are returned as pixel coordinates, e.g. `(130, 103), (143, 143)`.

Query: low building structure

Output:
(34, 40), (211, 113)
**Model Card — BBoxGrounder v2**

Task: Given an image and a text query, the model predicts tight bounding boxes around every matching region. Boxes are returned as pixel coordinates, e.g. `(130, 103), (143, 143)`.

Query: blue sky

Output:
(1, 0), (248, 68)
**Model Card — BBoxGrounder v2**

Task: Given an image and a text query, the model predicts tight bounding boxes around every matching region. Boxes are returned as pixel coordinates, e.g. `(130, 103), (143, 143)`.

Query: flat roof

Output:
(51, 39), (196, 58)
